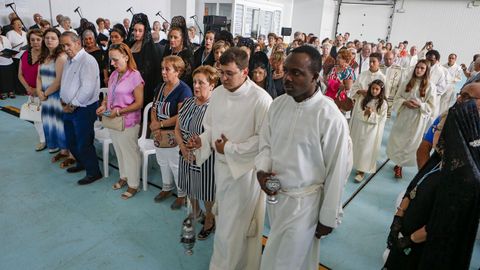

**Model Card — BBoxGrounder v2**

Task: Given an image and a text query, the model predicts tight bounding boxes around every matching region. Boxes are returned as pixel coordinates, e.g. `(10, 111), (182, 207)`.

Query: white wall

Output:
(291, 0), (323, 37)
(390, 0), (480, 65)
(337, 3), (393, 42)
(290, 0), (337, 40)
(0, 0), (170, 30)
(319, 0), (336, 39)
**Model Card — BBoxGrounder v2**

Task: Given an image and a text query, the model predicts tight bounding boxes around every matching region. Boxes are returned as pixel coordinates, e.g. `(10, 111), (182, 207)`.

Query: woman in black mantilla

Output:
(127, 13), (161, 107)
(162, 16), (194, 89)
(249, 51), (277, 99)
(192, 30), (215, 71)
(384, 97), (480, 270)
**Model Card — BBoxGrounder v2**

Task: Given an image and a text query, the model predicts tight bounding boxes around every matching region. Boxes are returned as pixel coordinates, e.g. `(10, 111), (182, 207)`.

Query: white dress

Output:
(256, 91), (352, 270)
(387, 80), (436, 167)
(350, 95), (388, 173)
(195, 78), (272, 270)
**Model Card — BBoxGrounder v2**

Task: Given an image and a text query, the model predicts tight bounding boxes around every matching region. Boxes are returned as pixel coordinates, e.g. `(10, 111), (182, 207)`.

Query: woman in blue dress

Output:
(36, 28), (72, 166)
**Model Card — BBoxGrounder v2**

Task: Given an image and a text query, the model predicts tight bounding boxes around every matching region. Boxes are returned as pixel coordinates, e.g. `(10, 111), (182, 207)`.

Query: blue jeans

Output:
(63, 102), (101, 177)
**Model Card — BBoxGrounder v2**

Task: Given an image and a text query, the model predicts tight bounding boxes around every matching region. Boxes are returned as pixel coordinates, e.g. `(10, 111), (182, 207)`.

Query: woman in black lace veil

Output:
(127, 13), (161, 106)
(162, 16), (194, 89)
(384, 99), (480, 270)
(249, 51), (277, 99)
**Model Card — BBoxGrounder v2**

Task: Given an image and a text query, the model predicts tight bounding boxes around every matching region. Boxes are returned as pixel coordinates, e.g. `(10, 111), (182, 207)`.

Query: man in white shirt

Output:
(351, 52), (386, 97)
(187, 47), (272, 270)
(59, 32), (102, 185)
(264, 33), (277, 58)
(441, 53), (463, 113)
(426, 50), (448, 116)
(256, 45), (352, 270)
(357, 43), (371, 74)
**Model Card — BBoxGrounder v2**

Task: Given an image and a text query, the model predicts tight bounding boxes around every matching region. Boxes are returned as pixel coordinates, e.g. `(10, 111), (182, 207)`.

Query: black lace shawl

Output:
(249, 51), (277, 99)
(417, 100), (480, 269)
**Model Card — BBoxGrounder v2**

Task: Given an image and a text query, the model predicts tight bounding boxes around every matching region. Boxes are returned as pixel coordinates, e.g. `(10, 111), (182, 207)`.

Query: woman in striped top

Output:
(176, 65), (218, 239)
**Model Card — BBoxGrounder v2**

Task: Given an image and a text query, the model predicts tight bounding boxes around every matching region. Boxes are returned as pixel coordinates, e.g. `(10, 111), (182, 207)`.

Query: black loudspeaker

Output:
(281, 27), (292, 36)
(203, 15), (227, 26)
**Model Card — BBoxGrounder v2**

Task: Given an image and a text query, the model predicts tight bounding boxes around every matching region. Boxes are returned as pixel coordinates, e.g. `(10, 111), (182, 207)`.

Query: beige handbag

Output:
(102, 115), (125, 131)
(102, 73), (125, 131)
(152, 84), (178, 148)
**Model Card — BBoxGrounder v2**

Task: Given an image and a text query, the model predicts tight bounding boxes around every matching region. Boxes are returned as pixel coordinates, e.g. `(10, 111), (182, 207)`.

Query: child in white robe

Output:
(350, 79), (388, 182)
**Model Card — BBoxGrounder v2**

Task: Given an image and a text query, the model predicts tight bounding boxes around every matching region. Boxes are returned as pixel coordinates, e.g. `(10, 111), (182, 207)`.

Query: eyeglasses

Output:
(218, 69), (242, 78)
(459, 91), (480, 102)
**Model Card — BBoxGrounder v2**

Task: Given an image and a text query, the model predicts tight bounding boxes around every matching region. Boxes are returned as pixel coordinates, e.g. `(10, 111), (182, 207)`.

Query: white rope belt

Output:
(279, 184), (323, 198)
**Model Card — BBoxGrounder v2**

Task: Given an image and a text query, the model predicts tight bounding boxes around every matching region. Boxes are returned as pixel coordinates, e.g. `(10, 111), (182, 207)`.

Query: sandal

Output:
(198, 221), (216, 240)
(51, 152), (69, 163)
(60, 158), (76, 168)
(183, 210), (205, 225)
(112, 179), (128, 190)
(121, 187), (139, 200)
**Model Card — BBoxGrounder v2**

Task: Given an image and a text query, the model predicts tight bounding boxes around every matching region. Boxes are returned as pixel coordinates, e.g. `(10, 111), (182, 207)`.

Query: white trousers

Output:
(155, 146), (184, 197)
(109, 125), (141, 188)
(32, 97), (45, 143)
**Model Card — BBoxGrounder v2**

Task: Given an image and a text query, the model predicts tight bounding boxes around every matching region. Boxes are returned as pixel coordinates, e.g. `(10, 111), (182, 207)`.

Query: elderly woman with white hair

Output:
(82, 30), (106, 87)
(321, 42), (335, 78)
(56, 16), (77, 34)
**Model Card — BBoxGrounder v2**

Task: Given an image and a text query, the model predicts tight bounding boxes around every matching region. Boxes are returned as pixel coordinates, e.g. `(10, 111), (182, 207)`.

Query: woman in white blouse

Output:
(0, 27), (15, 99)
(6, 17), (27, 97)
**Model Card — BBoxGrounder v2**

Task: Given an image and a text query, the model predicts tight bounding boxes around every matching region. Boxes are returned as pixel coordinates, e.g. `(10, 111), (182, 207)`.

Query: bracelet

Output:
(396, 206), (405, 212)
(116, 109), (121, 117)
(160, 121), (164, 128)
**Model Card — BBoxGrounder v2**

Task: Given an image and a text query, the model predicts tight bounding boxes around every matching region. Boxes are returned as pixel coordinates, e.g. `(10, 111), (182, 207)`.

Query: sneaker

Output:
(0, 94), (6, 100)
(354, 172), (365, 182)
(35, 142), (47, 151)
(48, 148), (60, 154)
(394, 165), (402, 179)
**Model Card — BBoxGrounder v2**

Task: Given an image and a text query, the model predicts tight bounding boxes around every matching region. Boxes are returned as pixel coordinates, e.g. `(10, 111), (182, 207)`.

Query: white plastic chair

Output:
(94, 87), (113, 178)
(138, 102), (156, 191)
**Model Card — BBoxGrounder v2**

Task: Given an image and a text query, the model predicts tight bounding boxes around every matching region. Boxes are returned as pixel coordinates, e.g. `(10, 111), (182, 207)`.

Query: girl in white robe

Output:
(386, 60), (436, 178)
(350, 79), (388, 182)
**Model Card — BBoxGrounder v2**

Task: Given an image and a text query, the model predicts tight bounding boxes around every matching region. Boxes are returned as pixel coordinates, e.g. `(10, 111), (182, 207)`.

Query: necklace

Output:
(409, 162), (441, 200)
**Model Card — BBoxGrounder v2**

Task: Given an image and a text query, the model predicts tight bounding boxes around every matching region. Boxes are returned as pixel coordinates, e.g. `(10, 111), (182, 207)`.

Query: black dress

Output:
(384, 154), (442, 270)
(192, 46), (214, 71)
(87, 49), (106, 88)
(132, 42), (161, 107)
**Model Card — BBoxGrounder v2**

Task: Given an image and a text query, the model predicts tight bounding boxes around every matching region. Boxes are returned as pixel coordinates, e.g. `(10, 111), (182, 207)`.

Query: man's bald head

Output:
(384, 51), (395, 67)
(459, 82), (480, 110)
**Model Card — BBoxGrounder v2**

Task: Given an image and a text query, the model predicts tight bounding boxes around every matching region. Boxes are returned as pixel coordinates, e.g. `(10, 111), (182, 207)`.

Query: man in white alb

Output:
(256, 45), (352, 270)
(441, 53), (462, 113)
(187, 47), (272, 270)
(426, 50), (448, 117)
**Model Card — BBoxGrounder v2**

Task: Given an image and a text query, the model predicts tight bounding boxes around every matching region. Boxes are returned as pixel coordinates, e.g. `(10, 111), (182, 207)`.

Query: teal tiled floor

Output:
(1, 95), (478, 270)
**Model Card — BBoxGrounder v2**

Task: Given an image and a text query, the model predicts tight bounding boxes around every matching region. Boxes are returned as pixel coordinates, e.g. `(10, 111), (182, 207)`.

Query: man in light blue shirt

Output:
(60, 31), (102, 185)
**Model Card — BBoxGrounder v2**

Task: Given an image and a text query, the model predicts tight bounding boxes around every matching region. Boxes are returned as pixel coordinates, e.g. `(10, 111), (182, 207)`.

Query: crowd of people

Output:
(1, 10), (479, 270)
